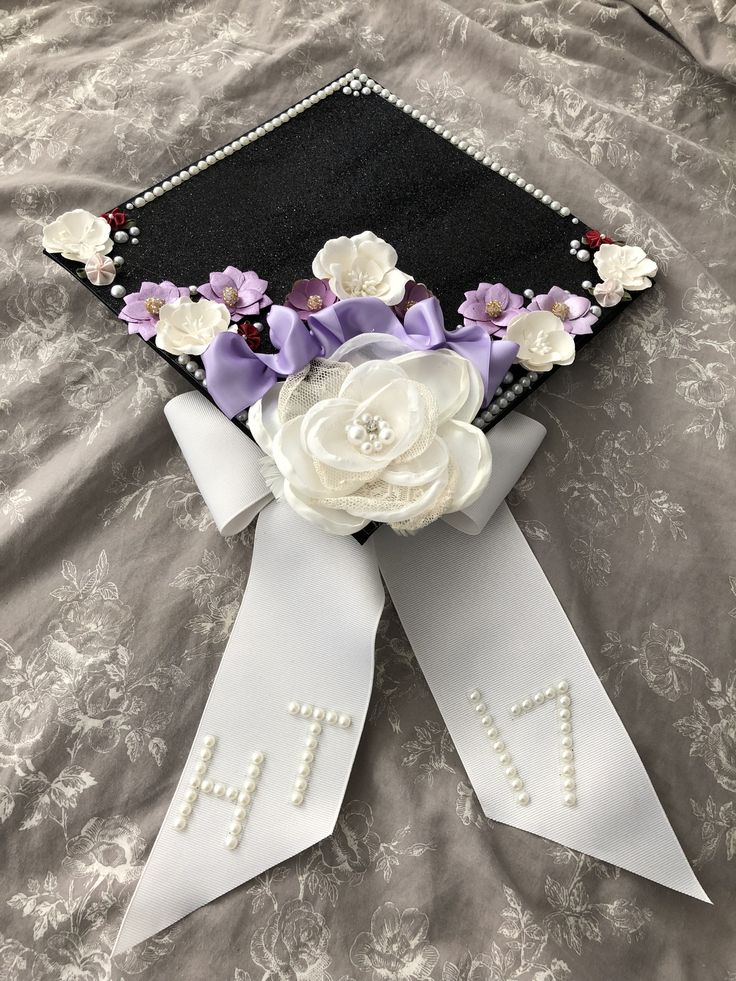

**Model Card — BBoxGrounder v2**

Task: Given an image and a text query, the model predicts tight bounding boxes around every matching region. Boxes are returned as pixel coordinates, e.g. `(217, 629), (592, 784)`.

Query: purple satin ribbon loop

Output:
(202, 332), (277, 418)
(255, 306), (322, 375)
(307, 297), (399, 355)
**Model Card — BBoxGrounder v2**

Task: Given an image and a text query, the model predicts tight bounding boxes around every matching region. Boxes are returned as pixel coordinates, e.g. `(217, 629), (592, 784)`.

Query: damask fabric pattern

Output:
(0, 0), (734, 978)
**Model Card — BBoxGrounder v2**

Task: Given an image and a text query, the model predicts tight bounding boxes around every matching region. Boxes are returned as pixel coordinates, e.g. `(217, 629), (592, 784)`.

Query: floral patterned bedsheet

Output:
(1, 1), (735, 978)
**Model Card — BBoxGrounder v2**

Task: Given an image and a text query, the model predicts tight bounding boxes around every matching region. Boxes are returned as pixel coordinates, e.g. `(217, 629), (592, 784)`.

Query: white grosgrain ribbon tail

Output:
(114, 393), (707, 954)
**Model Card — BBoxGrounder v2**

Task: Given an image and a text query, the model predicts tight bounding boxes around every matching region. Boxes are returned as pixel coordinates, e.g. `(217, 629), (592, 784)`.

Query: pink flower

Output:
(593, 279), (625, 308)
(284, 277), (336, 320)
(458, 282), (525, 337)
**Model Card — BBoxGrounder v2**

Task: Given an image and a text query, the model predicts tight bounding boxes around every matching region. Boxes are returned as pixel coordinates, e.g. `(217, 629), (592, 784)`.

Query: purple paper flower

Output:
(528, 286), (597, 335)
(197, 266), (271, 322)
(458, 282), (525, 337)
(392, 280), (433, 322)
(118, 280), (189, 341)
(284, 277), (336, 320)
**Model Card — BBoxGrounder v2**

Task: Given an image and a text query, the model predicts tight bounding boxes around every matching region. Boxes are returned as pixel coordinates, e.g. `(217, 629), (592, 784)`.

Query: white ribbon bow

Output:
(113, 392), (707, 954)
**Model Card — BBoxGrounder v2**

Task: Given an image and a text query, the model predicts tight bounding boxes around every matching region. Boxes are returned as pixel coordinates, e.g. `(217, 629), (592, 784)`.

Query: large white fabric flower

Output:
(155, 297), (230, 356)
(312, 231), (412, 306)
(42, 209), (113, 262)
(505, 310), (576, 372)
(249, 346), (490, 535)
(593, 243), (658, 290)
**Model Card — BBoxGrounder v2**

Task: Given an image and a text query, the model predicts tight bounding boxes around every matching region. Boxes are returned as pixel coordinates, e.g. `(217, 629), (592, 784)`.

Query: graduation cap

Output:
(43, 68), (651, 445)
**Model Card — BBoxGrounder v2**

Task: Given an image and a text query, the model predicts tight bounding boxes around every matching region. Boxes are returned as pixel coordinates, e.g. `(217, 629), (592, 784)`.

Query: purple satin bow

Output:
(205, 297), (520, 419)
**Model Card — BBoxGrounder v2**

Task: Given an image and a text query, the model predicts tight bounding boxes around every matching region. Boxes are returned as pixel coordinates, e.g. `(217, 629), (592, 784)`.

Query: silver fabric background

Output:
(1, 2), (735, 978)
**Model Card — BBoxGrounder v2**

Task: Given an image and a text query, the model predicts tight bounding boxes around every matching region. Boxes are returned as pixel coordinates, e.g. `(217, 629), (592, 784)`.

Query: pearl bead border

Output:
(287, 700), (352, 806)
(174, 734), (266, 849)
(469, 688), (530, 806)
(509, 679), (576, 807)
(121, 66), (580, 229)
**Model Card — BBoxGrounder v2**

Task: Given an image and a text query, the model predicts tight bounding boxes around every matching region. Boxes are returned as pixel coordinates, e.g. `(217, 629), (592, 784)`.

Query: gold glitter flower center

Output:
(306, 294), (323, 311)
(144, 297), (164, 317)
(222, 286), (239, 308)
(485, 300), (503, 318)
(405, 299), (417, 310)
(551, 301), (570, 320)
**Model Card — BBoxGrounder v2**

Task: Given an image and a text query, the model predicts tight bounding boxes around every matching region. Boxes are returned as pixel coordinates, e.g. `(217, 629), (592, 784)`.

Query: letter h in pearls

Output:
(468, 689), (529, 806)
(509, 679), (576, 806)
(173, 734), (265, 850)
(287, 700), (352, 806)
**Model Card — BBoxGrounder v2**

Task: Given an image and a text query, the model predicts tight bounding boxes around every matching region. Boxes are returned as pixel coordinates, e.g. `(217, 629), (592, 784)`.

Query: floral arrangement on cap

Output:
(42, 215), (657, 531)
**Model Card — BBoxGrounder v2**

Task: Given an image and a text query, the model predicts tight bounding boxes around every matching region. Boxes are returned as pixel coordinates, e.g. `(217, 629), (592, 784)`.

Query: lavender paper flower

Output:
(118, 280), (189, 341)
(393, 280), (433, 322)
(197, 266), (271, 322)
(284, 277), (336, 320)
(528, 286), (597, 335)
(458, 282), (525, 337)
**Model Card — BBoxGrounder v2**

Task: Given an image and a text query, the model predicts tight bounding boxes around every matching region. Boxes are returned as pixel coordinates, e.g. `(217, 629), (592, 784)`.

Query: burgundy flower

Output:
(458, 282), (525, 337)
(118, 280), (189, 340)
(100, 207), (127, 230)
(392, 280), (433, 322)
(284, 277), (337, 320)
(197, 266), (271, 322)
(528, 286), (597, 335)
(582, 229), (614, 249)
(237, 320), (261, 351)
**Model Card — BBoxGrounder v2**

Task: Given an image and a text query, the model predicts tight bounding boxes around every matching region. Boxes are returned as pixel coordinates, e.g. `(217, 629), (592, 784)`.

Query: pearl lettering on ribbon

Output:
(509, 679), (576, 806)
(175, 735), (266, 849)
(286, 701), (352, 806)
(468, 689), (530, 806)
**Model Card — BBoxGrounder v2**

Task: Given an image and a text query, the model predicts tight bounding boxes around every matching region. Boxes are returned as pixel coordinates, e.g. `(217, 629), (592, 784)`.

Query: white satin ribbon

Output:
(113, 392), (707, 954)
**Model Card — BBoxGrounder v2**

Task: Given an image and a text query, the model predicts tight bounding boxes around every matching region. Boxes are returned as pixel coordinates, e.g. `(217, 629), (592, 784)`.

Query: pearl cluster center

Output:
(346, 412), (395, 455)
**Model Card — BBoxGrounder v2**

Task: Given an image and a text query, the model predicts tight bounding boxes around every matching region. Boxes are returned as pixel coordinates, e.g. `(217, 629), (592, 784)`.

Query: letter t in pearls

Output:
(287, 700), (352, 805)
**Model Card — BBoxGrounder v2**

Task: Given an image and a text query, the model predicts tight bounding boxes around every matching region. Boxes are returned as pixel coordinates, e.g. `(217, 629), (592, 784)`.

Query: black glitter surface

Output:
(45, 72), (646, 542)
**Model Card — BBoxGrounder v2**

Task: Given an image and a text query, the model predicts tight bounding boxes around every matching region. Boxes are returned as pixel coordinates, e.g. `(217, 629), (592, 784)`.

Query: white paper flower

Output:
(249, 348), (490, 535)
(505, 310), (576, 372)
(84, 253), (116, 286)
(312, 231), (412, 306)
(592, 244), (658, 290)
(155, 297), (231, 356)
(42, 209), (113, 262)
(592, 278), (625, 307)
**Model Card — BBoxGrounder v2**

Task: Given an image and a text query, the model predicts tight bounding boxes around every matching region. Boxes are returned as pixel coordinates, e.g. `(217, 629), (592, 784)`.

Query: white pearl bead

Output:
(510, 704), (522, 717)
(184, 788), (197, 803)
(201, 778), (213, 793)
(213, 782), (225, 797)
(288, 701), (300, 715)
(541, 194), (551, 204)
(558, 694), (571, 707)
(226, 786), (239, 801)
(200, 747), (212, 761)
(360, 441), (373, 454)
(591, 305), (602, 317)
(486, 727), (498, 739)
(248, 764), (261, 778)
(300, 703), (313, 718)
(559, 708), (571, 721)
(252, 751), (264, 764)
(225, 834), (239, 850)
(338, 714), (352, 728)
(347, 423), (366, 443)
(301, 750), (314, 763)
(234, 805), (247, 821)
(563, 777), (576, 791)
(194, 761), (207, 776)
(576, 249), (591, 262)
(469, 689), (481, 702)
(480, 715), (492, 727)
(203, 734), (216, 748)
(533, 692), (545, 705)
(243, 778), (256, 793)
(298, 762), (311, 777)
(474, 702), (486, 715)
(294, 776), (307, 792)
(133, 196), (146, 207)
(197, 160), (207, 170)
(505, 766), (517, 778)
(517, 791), (530, 806)
(189, 775), (200, 789)
(560, 721), (571, 734)
(545, 687), (556, 700)
(561, 764), (574, 777)
(498, 751), (511, 765)
(313, 707), (325, 721)
(533, 188), (543, 198)
(561, 749), (574, 762)
(110, 284), (126, 299)
(379, 427), (394, 443)
(237, 790), (251, 805)
(560, 207), (571, 216)
(561, 736), (573, 749)
(510, 777), (523, 791)
(153, 186), (163, 197)
(173, 816), (187, 831)
(521, 698), (533, 712)
(550, 201), (561, 211)
(229, 820), (242, 835)
(492, 740), (505, 753)
(291, 791), (304, 806)
(563, 793), (577, 806)
(309, 722), (322, 735)
(325, 710), (337, 724)
(179, 802), (192, 817)
(305, 735), (318, 750)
